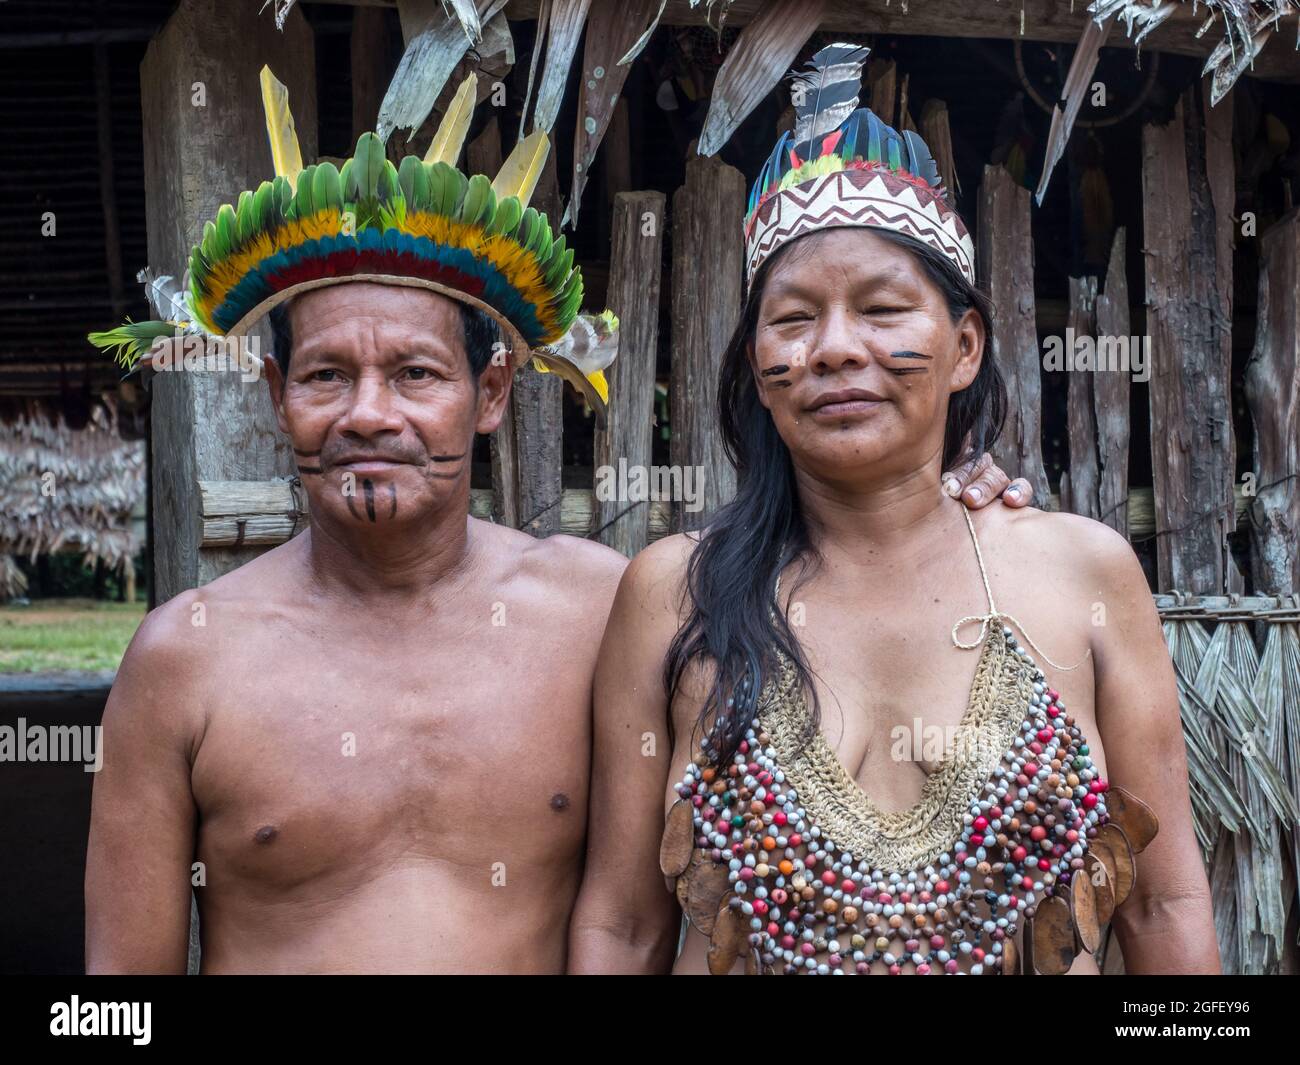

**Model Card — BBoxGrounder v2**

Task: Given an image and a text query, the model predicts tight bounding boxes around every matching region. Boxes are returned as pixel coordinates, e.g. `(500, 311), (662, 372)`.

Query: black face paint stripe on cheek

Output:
(886, 350), (934, 375)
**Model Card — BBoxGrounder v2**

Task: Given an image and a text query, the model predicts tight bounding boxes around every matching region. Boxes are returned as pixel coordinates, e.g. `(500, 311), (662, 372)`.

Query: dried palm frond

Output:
(0, 403), (144, 584)
(1163, 614), (1300, 974)
(1090, 1), (1300, 106)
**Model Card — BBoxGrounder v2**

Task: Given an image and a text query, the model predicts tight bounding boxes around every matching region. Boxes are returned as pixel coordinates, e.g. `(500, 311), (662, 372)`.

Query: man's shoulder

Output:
(122, 541), (301, 669)
(475, 518), (628, 595)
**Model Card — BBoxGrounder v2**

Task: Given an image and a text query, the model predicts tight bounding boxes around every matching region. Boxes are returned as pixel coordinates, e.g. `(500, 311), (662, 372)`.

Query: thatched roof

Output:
(0, 402), (144, 593)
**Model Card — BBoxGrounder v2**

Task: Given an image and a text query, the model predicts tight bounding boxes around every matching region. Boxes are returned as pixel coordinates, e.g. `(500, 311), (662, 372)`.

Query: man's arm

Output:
(85, 598), (203, 974)
(567, 536), (691, 974)
(1082, 523), (1221, 974)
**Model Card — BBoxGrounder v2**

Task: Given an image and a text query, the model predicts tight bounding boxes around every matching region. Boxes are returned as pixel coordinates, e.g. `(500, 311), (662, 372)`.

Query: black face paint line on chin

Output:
(363, 478), (377, 522)
(387, 483), (397, 519)
(346, 493), (361, 520)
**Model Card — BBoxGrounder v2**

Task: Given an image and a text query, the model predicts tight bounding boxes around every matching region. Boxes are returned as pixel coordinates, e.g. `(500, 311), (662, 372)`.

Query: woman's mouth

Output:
(807, 389), (887, 418)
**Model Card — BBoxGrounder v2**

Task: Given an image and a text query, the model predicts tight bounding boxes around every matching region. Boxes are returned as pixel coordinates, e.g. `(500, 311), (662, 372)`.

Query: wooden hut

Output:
(4, 0), (1299, 973)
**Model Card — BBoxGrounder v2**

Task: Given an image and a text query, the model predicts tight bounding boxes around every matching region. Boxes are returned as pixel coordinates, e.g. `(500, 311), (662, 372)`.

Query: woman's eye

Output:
(863, 306), (903, 315)
(774, 313), (812, 324)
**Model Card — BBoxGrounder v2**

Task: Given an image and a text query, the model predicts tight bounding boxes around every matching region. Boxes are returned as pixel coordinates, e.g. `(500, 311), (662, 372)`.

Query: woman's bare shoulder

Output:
(979, 503), (1149, 594)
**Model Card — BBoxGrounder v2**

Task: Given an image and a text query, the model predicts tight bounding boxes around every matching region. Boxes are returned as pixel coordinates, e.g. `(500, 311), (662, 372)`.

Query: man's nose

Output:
(810, 306), (870, 375)
(336, 371), (404, 437)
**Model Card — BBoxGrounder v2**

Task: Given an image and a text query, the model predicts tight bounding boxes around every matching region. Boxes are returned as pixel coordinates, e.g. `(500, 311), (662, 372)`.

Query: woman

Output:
(568, 44), (1216, 975)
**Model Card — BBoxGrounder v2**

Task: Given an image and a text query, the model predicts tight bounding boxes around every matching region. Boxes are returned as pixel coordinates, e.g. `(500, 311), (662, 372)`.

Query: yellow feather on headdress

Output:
(492, 130), (550, 211)
(424, 72), (478, 167)
(259, 65), (303, 183)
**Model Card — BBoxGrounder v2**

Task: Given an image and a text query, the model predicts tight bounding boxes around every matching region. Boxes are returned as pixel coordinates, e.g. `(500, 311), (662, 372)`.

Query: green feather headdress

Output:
(88, 67), (617, 417)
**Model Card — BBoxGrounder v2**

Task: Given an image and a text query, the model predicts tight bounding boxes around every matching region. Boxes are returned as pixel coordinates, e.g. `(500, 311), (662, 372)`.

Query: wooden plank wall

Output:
(140, 0), (316, 605)
(977, 164), (1051, 508)
(1244, 209), (1300, 595)
(1141, 84), (1239, 595)
(669, 155), (744, 531)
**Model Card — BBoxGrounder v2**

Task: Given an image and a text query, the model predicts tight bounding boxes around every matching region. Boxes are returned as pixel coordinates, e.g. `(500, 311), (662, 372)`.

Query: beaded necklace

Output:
(661, 505), (1160, 975)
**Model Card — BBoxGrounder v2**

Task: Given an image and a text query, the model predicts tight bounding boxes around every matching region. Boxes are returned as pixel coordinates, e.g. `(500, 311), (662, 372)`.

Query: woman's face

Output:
(750, 227), (985, 487)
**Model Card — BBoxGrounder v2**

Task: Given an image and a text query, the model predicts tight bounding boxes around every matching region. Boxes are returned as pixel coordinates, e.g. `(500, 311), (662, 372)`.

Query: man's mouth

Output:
(330, 457), (414, 472)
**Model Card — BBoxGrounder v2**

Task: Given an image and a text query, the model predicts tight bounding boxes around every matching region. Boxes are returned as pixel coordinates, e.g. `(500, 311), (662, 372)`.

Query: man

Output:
(85, 79), (1031, 974)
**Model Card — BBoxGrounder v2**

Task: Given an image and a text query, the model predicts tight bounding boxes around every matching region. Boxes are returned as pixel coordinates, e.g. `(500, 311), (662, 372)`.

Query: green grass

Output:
(0, 598), (146, 673)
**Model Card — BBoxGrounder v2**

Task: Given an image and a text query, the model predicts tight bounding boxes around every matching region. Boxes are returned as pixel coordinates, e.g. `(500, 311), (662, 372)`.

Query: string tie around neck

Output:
(950, 611), (1092, 672)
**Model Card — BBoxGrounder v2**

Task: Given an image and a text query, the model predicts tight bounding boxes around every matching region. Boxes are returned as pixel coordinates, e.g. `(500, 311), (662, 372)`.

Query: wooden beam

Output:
(594, 191), (665, 557)
(496, 0), (1300, 84)
(1244, 209), (1300, 595)
(1141, 85), (1238, 594)
(670, 155), (743, 531)
(141, 0), (316, 604)
(196, 479), (1252, 549)
(977, 164), (1051, 509)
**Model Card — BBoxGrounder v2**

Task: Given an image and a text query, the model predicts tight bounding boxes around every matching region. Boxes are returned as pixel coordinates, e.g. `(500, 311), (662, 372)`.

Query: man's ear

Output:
(474, 355), (514, 435)
(950, 308), (985, 392)
(264, 355), (290, 434)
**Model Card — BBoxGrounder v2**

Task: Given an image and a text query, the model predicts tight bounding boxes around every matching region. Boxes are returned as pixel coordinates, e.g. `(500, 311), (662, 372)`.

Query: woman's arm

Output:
(1084, 523), (1221, 974)
(567, 536), (695, 974)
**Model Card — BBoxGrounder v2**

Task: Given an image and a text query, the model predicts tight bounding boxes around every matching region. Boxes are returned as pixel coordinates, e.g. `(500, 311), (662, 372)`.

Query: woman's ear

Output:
(950, 307), (985, 392)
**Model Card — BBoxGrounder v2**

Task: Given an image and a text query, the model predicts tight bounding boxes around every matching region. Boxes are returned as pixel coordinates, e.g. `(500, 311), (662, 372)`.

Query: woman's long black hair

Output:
(663, 226), (1008, 767)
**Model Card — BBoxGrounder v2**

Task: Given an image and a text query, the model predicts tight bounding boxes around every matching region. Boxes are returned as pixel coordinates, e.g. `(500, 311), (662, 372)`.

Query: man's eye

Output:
(774, 313), (812, 324)
(403, 366), (434, 380)
(863, 306), (904, 315)
(312, 369), (340, 382)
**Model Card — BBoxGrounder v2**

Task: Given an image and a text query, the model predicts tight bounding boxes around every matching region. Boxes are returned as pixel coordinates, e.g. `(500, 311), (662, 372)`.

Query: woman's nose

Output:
(810, 307), (869, 374)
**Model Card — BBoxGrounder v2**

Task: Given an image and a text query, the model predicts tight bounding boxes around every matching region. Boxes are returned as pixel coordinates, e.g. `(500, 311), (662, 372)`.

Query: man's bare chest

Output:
(188, 633), (590, 893)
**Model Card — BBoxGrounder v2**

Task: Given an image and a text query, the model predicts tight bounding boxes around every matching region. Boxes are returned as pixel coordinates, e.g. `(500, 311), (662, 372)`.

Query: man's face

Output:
(266, 282), (511, 530)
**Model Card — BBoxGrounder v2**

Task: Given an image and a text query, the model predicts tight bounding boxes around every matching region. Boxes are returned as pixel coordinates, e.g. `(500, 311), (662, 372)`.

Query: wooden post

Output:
(1063, 275), (1099, 520)
(594, 191), (665, 556)
(467, 117), (520, 529)
(141, 0), (317, 605)
(1093, 228), (1132, 537)
(351, 4), (390, 141)
(1244, 209), (1300, 594)
(867, 59), (896, 127)
(670, 155), (743, 531)
(512, 148), (565, 537)
(1141, 85), (1237, 594)
(977, 164), (1051, 508)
